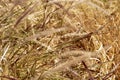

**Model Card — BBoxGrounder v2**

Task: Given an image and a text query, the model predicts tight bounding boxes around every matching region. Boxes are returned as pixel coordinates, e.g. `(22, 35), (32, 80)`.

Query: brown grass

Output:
(0, 0), (120, 80)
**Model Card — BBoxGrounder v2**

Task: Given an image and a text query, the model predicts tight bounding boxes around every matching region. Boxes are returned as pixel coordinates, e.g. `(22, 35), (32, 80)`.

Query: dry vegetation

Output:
(0, 0), (120, 80)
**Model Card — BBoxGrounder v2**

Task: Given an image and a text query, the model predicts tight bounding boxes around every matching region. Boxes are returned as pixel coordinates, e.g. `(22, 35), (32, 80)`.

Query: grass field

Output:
(0, 0), (120, 80)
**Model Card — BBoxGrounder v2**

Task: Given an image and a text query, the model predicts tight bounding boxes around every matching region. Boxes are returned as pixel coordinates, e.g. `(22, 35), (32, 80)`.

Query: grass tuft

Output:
(0, 0), (120, 80)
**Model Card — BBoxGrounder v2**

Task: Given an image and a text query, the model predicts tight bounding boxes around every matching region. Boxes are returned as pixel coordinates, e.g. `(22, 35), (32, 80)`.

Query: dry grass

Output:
(0, 0), (120, 80)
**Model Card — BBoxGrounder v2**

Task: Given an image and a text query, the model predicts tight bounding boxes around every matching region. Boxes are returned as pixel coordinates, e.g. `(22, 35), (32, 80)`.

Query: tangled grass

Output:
(0, 0), (120, 80)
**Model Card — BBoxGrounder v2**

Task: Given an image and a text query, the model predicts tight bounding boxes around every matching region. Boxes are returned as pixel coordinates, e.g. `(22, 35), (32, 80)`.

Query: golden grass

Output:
(0, 0), (120, 80)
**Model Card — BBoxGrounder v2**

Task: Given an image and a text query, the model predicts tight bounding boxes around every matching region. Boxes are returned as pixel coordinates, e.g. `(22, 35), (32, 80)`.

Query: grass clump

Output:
(0, 0), (120, 80)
